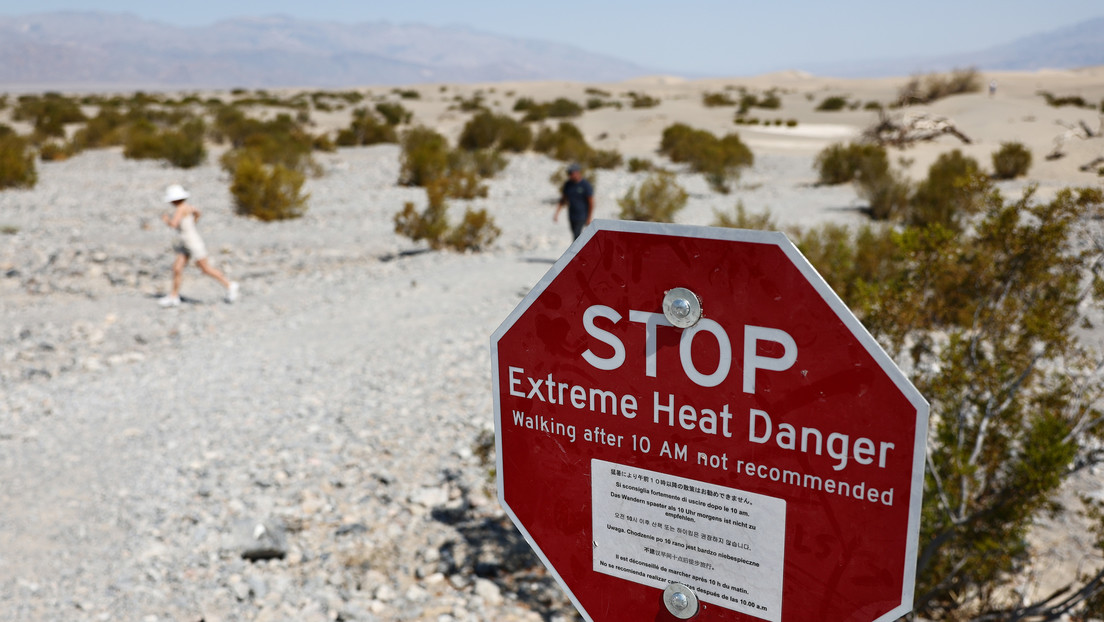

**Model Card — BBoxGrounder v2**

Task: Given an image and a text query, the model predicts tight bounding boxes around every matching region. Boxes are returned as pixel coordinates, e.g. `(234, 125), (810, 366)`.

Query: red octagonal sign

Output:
(492, 221), (929, 622)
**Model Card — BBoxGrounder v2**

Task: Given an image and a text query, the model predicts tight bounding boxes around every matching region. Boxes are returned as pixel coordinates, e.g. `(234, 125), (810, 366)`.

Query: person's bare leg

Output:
(196, 258), (231, 289)
(172, 253), (187, 296)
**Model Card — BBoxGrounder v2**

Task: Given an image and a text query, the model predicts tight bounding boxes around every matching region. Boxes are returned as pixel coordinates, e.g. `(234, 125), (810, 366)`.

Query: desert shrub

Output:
(627, 157), (655, 173)
(787, 186), (1104, 620)
(394, 179), (500, 251)
(587, 148), (624, 170)
(454, 93), (486, 112)
(214, 110), (318, 174)
(712, 201), (778, 230)
(374, 102), (412, 126)
(451, 148), (507, 179)
(0, 132), (37, 189)
(520, 97), (583, 122)
(229, 153), (308, 221)
(627, 92), (660, 108)
(857, 169), (911, 221)
(908, 149), (985, 229)
(458, 111), (531, 152)
(1037, 91), (1093, 108)
(335, 108), (397, 146)
(814, 142), (890, 185)
(70, 106), (129, 151)
(702, 92), (735, 107)
(124, 118), (206, 168)
(758, 90), (782, 109)
(896, 67), (981, 105)
(533, 122), (590, 163)
(863, 101), (884, 111)
(38, 140), (73, 161)
(399, 126), (450, 187)
(447, 207), (502, 251)
(393, 89), (421, 100)
(617, 171), (688, 222)
(991, 141), (1032, 179)
(815, 96), (849, 112)
(13, 92), (87, 139)
(658, 123), (753, 193)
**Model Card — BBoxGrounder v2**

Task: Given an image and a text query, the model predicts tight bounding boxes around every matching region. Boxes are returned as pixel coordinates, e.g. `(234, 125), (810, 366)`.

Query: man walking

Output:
(553, 163), (594, 241)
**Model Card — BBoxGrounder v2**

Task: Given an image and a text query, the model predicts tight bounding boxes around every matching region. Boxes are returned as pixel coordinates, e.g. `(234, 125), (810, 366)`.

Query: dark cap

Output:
(566, 163), (582, 174)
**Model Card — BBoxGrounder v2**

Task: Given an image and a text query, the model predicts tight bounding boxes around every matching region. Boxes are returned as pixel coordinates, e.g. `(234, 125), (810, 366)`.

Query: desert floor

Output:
(1, 68), (1104, 621)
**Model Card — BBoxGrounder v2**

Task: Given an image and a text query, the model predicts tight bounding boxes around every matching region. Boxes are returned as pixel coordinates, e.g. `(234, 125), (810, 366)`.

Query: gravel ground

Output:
(1, 141), (1099, 621)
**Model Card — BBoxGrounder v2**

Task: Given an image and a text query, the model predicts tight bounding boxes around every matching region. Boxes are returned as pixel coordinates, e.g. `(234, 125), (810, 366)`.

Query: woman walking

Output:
(159, 184), (239, 307)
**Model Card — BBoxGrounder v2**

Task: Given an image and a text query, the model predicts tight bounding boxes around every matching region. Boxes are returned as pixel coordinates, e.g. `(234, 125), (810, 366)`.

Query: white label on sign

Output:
(592, 459), (786, 621)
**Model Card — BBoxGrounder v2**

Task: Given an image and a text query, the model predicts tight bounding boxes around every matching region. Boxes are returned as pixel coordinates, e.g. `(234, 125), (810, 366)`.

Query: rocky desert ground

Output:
(1, 68), (1104, 621)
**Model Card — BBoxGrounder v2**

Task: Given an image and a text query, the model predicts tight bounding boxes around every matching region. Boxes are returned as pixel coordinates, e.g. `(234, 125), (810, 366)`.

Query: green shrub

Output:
(230, 154), (308, 221)
(38, 140), (73, 161)
(393, 89), (421, 100)
(13, 93), (87, 139)
(587, 148), (624, 170)
(374, 102), (412, 126)
(627, 157), (655, 173)
(658, 123), (753, 193)
(399, 126), (450, 186)
(394, 179), (500, 251)
(857, 170), (911, 221)
(447, 207), (502, 251)
(335, 108), (398, 146)
(458, 111), (531, 152)
(125, 118), (206, 168)
(70, 107), (128, 151)
(0, 132), (37, 189)
(703, 92), (735, 107)
(758, 91), (782, 109)
(533, 122), (590, 162)
(908, 150), (984, 229)
(814, 142), (889, 185)
(618, 171), (688, 222)
(991, 141), (1032, 179)
(815, 96), (849, 112)
(627, 92), (660, 108)
(520, 97), (583, 122)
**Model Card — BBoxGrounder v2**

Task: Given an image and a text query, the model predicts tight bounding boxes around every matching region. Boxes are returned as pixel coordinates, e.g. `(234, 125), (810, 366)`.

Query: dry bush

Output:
(991, 141), (1032, 179)
(815, 142), (889, 185)
(0, 130), (37, 189)
(712, 201), (778, 230)
(908, 149), (985, 229)
(658, 123), (753, 193)
(230, 154), (309, 221)
(896, 68), (982, 106)
(458, 111), (531, 152)
(617, 171), (688, 222)
(394, 179), (500, 252)
(335, 108), (397, 146)
(399, 126), (451, 187)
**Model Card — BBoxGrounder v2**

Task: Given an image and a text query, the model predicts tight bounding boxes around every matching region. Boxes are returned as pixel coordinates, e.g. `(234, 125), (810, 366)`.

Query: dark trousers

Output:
(570, 219), (586, 240)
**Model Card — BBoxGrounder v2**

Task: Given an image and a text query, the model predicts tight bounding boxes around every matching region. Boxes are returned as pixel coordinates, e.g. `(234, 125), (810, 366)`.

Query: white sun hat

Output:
(163, 184), (190, 203)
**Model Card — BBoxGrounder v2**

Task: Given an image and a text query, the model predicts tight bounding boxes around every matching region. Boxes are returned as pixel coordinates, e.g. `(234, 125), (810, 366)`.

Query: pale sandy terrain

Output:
(1, 68), (1103, 620)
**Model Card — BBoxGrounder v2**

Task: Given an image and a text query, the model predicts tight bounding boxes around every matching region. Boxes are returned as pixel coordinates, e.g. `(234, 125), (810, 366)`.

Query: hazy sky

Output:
(1, 1), (1101, 75)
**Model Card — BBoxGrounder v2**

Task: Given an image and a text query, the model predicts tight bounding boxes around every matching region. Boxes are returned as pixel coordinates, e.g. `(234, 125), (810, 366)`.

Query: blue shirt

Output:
(561, 178), (594, 223)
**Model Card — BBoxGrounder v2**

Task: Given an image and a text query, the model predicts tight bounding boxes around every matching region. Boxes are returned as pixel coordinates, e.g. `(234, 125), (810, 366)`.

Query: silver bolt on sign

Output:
(663, 582), (700, 619)
(663, 287), (702, 328)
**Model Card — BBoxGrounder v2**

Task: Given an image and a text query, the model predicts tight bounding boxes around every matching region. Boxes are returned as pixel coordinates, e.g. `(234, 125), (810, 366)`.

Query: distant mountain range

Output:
(796, 16), (1104, 77)
(0, 12), (1101, 89)
(0, 12), (652, 89)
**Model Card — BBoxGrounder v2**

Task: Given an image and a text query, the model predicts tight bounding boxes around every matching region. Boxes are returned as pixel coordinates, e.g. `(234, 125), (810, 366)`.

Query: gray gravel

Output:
(0, 143), (878, 621)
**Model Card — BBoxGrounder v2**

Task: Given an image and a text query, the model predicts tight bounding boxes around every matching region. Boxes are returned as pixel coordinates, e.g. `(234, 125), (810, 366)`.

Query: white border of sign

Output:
(491, 220), (930, 622)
